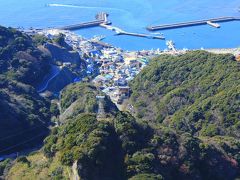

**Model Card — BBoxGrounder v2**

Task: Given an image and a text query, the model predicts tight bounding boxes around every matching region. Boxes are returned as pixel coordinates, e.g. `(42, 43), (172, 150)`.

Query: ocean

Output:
(0, 0), (240, 50)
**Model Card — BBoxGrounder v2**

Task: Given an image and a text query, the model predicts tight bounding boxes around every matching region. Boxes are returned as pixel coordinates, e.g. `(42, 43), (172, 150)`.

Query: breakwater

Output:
(59, 12), (111, 30)
(100, 24), (165, 40)
(147, 16), (240, 31)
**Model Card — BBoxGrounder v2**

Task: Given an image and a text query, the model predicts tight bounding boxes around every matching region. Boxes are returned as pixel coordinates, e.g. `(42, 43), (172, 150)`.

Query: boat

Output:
(152, 35), (165, 40)
(151, 32), (164, 35)
(91, 35), (106, 42)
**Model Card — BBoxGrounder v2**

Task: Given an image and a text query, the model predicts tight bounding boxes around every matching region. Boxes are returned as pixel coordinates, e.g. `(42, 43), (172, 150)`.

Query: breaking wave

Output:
(47, 3), (128, 13)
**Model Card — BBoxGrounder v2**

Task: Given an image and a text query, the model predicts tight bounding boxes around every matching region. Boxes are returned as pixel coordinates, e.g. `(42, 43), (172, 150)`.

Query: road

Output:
(37, 65), (60, 93)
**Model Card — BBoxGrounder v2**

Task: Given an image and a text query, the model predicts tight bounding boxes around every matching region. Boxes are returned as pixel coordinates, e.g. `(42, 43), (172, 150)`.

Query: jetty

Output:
(147, 16), (240, 31)
(206, 21), (220, 28)
(57, 12), (165, 40)
(59, 12), (111, 30)
(100, 24), (165, 40)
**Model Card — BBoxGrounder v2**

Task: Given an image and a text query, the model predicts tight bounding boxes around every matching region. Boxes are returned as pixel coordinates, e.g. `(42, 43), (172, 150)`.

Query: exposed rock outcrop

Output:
(44, 43), (81, 65)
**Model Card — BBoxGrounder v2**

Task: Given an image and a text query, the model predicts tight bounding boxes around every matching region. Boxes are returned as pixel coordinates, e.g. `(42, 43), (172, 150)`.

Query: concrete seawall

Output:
(147, 16), (240, 31)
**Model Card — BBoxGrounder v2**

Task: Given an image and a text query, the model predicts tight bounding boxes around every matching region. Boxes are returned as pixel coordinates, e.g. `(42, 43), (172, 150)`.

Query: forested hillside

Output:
(7, 80), (240, 180)
(0, 26), (87, 156)
(0, 26), (52, 155)
(59, 83), (118, 122)
(130, 51), (240, 138)
(0, 26), (51, 85)
(7, 112), (240, 179)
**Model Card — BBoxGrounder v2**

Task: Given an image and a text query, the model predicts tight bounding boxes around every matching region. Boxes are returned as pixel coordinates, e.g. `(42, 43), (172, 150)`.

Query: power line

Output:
(0, 132), (47, 154)
(0, 124), (46, 142)
(0, 118), (49, 138)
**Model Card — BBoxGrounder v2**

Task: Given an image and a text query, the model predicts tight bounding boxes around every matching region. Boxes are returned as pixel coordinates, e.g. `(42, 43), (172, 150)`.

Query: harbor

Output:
(1, 0), (240, 50)
(56, 13), (240, 42)
(57, 12), (165, 40)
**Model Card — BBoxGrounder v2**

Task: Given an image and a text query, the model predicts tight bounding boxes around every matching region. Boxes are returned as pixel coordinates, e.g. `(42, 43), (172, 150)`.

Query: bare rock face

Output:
(44, 43), (81, 65)
(46, 67), (77, 93)
(36, 42), (87, 94)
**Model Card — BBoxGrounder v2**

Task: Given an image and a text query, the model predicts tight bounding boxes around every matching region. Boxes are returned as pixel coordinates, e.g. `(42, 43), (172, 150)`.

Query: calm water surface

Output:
(0, 0), (239, 50)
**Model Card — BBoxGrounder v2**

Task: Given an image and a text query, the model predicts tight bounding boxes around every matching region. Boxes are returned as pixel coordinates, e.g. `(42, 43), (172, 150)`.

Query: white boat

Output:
(151, 32), (164, 36)
(91, 35), (106, 42)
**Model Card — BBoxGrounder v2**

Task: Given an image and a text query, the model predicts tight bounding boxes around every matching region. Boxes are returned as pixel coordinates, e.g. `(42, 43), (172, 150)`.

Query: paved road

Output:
(37, 65), (60, 93)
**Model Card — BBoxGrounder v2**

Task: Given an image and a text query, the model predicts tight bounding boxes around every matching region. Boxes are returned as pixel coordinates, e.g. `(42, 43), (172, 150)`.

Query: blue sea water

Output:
(0, 0), (240, 50)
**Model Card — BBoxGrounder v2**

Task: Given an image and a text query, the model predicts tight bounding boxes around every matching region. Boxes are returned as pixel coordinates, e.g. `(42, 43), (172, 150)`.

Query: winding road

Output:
(37, 65), (61, 93)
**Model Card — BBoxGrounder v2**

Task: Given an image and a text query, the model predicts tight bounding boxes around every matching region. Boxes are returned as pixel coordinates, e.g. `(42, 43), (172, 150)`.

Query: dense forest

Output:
(0, 26), (51, 85)
(59, 83), (118, 122)
(6, 51), (240, 180)
(130, 51), (240, 138)
(6, 105), (240, 180)
(0, 26), (84, 156)
(0, 26), (52, 155)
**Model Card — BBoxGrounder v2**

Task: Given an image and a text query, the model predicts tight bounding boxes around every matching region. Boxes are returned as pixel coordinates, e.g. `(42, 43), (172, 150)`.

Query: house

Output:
(114, 78), (128, 86)
(62, 62), (72, 67)
(118, 86), (130, 98)
(89, 50), (102, 58)
(236, 54), (240, 61)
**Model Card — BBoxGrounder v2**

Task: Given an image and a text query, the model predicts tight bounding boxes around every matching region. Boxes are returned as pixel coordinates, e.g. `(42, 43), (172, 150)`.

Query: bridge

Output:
(147, 16), (240, 31)
(59, 12), (111, 31)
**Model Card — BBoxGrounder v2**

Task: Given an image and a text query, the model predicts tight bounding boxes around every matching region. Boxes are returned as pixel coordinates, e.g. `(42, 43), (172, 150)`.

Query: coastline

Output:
(30, 28), (240, 61)
(203, 48), (240, 56)
(33, 28), (240, 54)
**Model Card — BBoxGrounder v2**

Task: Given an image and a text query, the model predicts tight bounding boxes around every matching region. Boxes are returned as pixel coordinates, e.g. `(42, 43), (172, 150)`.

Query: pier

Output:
(57, 12), (165, 40)
(59, 12), (111, 30)
(100, 24), (165, 40)
(147, 16), (240, 31)
(207, 21), (220, 28)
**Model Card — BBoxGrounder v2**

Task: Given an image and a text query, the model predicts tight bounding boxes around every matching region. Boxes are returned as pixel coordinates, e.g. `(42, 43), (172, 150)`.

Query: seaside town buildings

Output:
(38, 29), (166, 106)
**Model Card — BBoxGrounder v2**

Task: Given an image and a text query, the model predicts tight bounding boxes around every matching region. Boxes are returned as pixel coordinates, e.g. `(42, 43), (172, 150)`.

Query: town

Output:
(36, 29), (187, 109)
